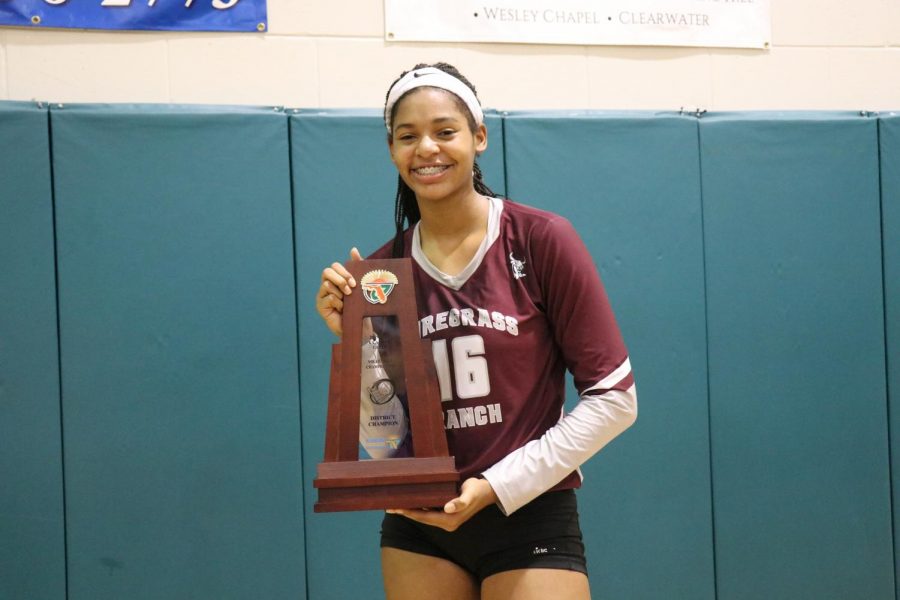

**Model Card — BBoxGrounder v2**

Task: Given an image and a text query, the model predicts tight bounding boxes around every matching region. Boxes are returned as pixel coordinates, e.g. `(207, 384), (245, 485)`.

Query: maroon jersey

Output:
(370, 198), (636, 514)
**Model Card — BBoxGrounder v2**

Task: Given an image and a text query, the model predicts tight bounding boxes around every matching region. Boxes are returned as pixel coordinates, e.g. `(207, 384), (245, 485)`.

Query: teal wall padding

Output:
(5, 98), (900, 599)
(290, 110), (506, 600)
(700, 113), (893, 599)
(881, 113), (900, 599)
(503, 112), (715, 600)
(0, 103), (67, 600)
(50, 105), (305, 600)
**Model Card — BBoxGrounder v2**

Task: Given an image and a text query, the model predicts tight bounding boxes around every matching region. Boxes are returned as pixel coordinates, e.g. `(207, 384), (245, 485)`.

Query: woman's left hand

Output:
(387, 477), (498, 532)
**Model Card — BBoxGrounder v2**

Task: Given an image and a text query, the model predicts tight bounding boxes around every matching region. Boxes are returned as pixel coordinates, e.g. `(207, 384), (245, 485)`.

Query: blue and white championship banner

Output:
(386, 0), (770, 49)
(0, 0), (267, 33)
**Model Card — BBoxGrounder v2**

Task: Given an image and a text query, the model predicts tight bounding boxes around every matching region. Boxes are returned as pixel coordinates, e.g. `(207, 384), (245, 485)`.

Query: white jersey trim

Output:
(584, 357), (632, 394)
(411, 197), (504, 291)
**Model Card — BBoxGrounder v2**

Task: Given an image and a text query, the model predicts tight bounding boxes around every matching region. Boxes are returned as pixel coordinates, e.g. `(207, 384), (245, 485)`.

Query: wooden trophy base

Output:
(313, 457), (458, 513)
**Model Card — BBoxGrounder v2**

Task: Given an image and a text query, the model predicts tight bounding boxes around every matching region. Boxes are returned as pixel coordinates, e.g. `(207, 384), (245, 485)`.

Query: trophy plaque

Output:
(313, 258), (459, 512)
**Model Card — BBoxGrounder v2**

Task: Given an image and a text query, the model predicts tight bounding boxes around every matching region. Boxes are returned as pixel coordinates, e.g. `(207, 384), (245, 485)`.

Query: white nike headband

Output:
(384, 67), (485, 132)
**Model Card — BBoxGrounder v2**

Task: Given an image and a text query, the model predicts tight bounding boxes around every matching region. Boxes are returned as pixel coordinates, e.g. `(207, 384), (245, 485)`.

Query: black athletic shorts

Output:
(380, 489), (587, 582)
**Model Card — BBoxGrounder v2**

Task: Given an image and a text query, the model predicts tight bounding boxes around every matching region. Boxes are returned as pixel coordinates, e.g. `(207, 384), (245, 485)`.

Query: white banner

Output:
(385, 0), (770, 49)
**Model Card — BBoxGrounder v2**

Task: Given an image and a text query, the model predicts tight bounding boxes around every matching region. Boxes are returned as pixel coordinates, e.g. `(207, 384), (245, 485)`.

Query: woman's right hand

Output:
(316, 247), (363, 337)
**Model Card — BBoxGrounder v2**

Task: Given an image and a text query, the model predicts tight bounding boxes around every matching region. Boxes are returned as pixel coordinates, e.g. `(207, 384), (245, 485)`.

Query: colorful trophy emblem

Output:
(360, 270), (398, 305)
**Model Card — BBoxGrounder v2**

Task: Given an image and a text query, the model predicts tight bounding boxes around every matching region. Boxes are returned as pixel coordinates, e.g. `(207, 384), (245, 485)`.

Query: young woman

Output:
(315, 63), (637, 600)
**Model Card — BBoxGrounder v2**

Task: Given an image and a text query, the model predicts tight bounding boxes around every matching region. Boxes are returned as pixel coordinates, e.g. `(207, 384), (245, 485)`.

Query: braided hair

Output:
(384, 62), (498, 258)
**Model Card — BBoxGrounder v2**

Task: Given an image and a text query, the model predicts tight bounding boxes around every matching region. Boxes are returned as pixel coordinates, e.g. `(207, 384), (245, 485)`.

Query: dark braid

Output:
(473, 162), (493, 197)
(385, 62), (498, 258)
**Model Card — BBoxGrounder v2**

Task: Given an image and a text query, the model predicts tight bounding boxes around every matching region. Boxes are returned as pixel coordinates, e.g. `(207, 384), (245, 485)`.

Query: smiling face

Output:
(388, 87), (488, 210)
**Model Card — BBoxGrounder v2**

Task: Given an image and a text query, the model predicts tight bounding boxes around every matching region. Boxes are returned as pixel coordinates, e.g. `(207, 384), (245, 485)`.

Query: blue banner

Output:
(0, 0), (267, 32)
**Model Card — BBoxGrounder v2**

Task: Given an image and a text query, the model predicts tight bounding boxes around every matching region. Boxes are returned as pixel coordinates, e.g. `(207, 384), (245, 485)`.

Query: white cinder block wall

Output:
(1, 0), (899, 110)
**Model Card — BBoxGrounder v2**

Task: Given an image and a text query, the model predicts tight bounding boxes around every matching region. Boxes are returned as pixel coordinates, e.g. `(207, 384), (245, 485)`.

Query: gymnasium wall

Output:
(1, 1), (900, 111)
(1, 102), (898, 600)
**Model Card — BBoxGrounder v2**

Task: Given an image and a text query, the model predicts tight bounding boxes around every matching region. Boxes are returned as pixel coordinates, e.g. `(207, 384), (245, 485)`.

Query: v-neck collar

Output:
(411, 197), (504, 291)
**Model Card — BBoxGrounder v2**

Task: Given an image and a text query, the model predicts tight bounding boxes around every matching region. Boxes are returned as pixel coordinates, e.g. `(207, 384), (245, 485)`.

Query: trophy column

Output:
(313, 258), (459, 512)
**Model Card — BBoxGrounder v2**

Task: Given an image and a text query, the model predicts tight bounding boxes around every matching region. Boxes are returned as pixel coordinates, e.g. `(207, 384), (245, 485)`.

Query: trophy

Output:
(313, 258), (459, 512)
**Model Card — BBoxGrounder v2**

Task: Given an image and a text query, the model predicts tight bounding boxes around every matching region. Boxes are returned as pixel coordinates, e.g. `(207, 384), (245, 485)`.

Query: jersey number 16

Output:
(431, 335), (491, 401)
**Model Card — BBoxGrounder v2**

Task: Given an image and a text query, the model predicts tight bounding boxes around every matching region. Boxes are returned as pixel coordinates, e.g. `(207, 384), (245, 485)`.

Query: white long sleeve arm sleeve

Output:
(481, 359), (637, 515)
